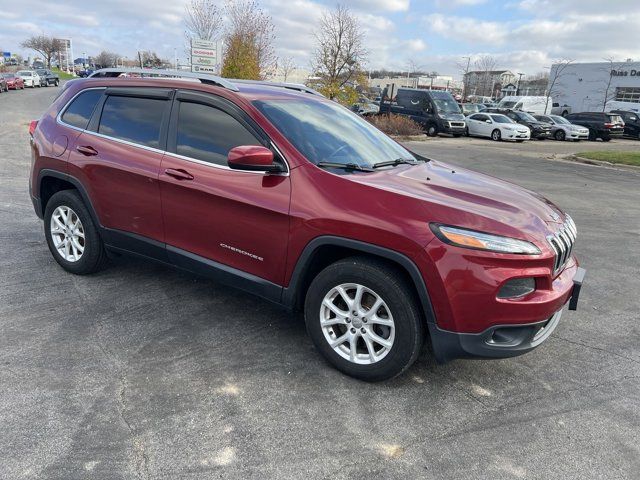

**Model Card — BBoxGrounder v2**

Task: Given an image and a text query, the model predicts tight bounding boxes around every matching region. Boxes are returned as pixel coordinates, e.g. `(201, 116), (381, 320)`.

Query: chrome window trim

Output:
(56, 86), (290, 177)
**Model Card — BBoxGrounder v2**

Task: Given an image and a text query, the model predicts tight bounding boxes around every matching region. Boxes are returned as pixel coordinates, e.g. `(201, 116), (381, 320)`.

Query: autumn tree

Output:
(221, 34), (260, 79)
(21, 35), (63, 69)
(311, 4), (367, 100)
(221, 0), (275, 79)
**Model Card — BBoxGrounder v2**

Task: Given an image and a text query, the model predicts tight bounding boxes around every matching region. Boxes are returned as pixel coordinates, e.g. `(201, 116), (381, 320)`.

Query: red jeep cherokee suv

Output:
(29, 69), (585, 381)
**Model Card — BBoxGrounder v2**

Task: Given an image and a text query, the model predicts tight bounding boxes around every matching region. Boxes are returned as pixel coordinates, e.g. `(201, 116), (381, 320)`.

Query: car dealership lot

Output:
(1, 86), (639, 479)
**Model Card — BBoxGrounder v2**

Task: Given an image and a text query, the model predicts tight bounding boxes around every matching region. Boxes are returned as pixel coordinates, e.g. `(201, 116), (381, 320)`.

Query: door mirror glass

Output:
(228, 145), (281, 172)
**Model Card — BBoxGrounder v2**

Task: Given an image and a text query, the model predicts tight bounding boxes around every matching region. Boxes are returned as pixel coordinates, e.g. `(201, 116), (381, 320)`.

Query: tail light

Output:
(29, 120), (38, 137)
(604, 122), (614, 129)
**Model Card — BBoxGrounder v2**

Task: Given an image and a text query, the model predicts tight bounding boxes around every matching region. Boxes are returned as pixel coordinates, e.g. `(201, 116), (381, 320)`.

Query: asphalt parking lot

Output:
(1, 85), (639, 480)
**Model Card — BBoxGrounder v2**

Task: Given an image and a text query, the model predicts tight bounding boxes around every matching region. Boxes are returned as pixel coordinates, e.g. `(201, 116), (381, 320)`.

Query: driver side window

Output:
(175, 101), (262, 166)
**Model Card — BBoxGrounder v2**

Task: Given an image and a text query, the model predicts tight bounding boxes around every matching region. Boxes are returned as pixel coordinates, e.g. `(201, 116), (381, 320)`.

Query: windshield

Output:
(491, 115), (514, 124)
(253, 99), (416, 168)
(500, 101), (517, 109)
(17, 71), (31, 76)
(434, 98), (461, 114)
(550, 115), (570, 125)
(463, 104), (479, 113)
(516, 112), (537, 122)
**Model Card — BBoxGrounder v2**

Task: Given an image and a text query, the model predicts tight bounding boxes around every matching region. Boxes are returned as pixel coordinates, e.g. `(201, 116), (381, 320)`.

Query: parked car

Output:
(611, 110), (640, 139)
(35, 69), (60, 87)
(550, 102), (571, 117)
(466, 112), (530, 141)
(379, 88), (466, 137)
(565, 112), (625, 141)
(16, 70), (41, 88)
(497, 96), (553, 115)
(1, 73), (25, 90)
(351, 100), (379, 117)
(500, 110), (552, 139)
(28, 70), (584, 381)
(534, 114), (589, 141)
(0, 76), (7, 93)
(460, 103), (486, 116)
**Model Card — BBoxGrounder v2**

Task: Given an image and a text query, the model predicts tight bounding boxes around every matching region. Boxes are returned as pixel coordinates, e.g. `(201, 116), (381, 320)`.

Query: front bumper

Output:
(532, 130), (552, 139)
(440, 121), (466, 135)
(428, 267), (586, 362)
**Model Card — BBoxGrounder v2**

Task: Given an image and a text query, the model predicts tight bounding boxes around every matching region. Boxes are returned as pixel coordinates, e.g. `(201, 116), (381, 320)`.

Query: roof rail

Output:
(229, 79), (324, 97)
(88, 68), (239, 91)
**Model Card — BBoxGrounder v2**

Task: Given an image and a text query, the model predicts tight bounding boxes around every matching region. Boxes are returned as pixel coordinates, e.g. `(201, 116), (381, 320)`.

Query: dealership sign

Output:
(191, 38), (218, 74)
(611, 69), (640, 77)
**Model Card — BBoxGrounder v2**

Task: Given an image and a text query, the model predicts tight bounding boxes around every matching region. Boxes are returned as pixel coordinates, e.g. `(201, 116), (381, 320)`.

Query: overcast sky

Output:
(1, 0), (638, 77)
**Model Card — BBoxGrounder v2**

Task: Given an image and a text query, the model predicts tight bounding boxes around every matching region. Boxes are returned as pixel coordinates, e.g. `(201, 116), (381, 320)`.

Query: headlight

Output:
(430, 224), (541, 254)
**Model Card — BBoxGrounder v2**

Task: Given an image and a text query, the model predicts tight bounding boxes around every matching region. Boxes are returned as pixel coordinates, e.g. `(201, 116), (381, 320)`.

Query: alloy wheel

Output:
(50, 206), (85, 262)
(320, 283), (395, 365)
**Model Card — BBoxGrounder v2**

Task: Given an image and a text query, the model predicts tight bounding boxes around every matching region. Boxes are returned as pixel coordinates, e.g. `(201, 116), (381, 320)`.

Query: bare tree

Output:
(474, 55), (498, 98)
(94, 51), (120, 68)
(223, 0), (276, 78)
(21, 35), (63, 69)
(184, 0), (223, 55)
(406, 58), (424, 77)
(311, 4), (367, 99)
(456, 56), (473, 100)
(598, 57), (626, 111)
(544, 59), (574, 114)
(279, 56), (296, 82)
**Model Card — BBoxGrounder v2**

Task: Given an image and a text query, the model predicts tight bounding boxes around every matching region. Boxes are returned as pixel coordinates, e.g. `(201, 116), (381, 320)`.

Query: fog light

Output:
(497, 278), (535, 299)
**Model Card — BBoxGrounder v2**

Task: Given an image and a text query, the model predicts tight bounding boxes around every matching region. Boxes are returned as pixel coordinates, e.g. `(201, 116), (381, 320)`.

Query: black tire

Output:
(426, 124), (438, 137)
(555, 130), (566, 141)
(602, 137), (611, 142)
(491, 129), (502, 141)
(304, 257), (424, 382)
(54, 80), (59, 87)
(562, 110), (569, 117)
(588, 129), (596, 141)
(464, 127), (469, 137)
(44, 190), (108, 275)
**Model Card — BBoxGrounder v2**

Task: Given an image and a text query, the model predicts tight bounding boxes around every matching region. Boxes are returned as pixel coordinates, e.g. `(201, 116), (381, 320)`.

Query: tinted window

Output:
(176, 101), (260, 165)
(471, 114), (489, 121)
(98, 95), (166, 148)
(61, 89), (104, 130)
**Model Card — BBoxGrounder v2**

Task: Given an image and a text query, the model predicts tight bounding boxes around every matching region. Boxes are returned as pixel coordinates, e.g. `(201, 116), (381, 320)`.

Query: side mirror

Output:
(228, 145), (281, 173)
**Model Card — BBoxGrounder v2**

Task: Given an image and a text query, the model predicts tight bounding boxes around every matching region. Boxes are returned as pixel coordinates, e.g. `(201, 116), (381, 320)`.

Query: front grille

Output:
(547, 215), (577, 274)
(449, 122), (465, 128)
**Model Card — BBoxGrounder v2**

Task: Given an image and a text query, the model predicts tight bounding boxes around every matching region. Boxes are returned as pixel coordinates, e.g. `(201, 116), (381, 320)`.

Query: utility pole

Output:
(461, 56), (471, 101)
(516, 72), (524, 96)
(138, 51), (143, 68)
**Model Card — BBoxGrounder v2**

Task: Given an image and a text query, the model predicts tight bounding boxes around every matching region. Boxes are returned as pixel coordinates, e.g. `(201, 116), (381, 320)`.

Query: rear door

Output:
(66, 87), (171, 253)
(159, 90), (291, 286)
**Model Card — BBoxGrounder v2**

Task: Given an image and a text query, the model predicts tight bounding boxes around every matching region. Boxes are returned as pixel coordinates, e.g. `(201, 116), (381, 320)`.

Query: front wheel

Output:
(44, 190), (108, 275)
(555, 130), (566, 141)
(426, 124), (438, 137)
(304, 257), (424, 381)
(55, 80), (59, 86)
(491, 129), (502, 141)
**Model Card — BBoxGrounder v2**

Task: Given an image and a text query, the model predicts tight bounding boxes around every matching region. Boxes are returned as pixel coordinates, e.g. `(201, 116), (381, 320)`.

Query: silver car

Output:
(16, 70), (42, 88)
(535, 114), (589, 141)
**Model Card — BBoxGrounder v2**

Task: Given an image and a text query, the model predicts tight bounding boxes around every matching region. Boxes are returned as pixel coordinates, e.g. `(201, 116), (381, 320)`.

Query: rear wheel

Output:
(44, 190), (108, 275)
(491, 129), (502, 141)
(555, 130), (566, 141)
(304, 257), (424, 381)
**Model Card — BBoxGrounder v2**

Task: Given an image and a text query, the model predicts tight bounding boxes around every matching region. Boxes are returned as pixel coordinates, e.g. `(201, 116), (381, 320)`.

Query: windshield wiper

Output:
(316, 161), (374, 172)
(372, 158), (418, 169)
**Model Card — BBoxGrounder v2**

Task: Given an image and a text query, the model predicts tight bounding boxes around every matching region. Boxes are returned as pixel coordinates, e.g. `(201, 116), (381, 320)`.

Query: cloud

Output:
(424, 13), (508, 44)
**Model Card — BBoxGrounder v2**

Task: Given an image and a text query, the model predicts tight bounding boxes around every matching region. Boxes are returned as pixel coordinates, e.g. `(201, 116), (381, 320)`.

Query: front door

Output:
(159, 90), (291, 287)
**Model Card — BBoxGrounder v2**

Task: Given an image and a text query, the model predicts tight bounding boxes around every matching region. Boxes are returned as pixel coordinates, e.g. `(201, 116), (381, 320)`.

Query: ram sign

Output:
(191, 38), (218, 73)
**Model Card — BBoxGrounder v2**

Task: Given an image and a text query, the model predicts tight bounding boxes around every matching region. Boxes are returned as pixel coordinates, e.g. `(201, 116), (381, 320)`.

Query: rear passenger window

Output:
(98, 96), (166, 148)
(61, 89), (103, 130)
(175, 101), (260, 166)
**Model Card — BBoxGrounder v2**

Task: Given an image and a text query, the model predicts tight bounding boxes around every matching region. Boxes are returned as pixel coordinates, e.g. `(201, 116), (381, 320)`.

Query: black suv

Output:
(611, 110), (640, 139)
(564, 112), (625, 141)
(35, 69), (60, 87)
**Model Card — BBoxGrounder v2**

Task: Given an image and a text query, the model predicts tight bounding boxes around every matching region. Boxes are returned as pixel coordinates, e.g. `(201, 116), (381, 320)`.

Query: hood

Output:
(352, 160), (564, 242)
(440, 113), (465, 121)
(529, 122), (551, 129)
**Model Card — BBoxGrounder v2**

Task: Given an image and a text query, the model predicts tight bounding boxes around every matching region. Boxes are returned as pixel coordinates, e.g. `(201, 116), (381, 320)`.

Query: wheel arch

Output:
(282, 236), (437, 326)
(37, 170), (101, 227)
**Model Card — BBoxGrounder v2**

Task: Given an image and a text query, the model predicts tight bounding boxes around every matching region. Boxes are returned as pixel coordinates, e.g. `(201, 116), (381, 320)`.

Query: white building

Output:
(549, 60), (640, 113)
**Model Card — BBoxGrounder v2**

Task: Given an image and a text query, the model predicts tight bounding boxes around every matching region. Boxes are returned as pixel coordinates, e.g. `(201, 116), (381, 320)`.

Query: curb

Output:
(566, 155), (640, 172)
(390, 134), (428, 141)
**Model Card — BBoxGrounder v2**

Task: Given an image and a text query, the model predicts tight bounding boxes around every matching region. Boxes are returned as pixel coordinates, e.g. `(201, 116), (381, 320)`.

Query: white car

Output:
(16, 70), (41, 88)
(466, 113), (531, 142)
(534, 114), (589, 141)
